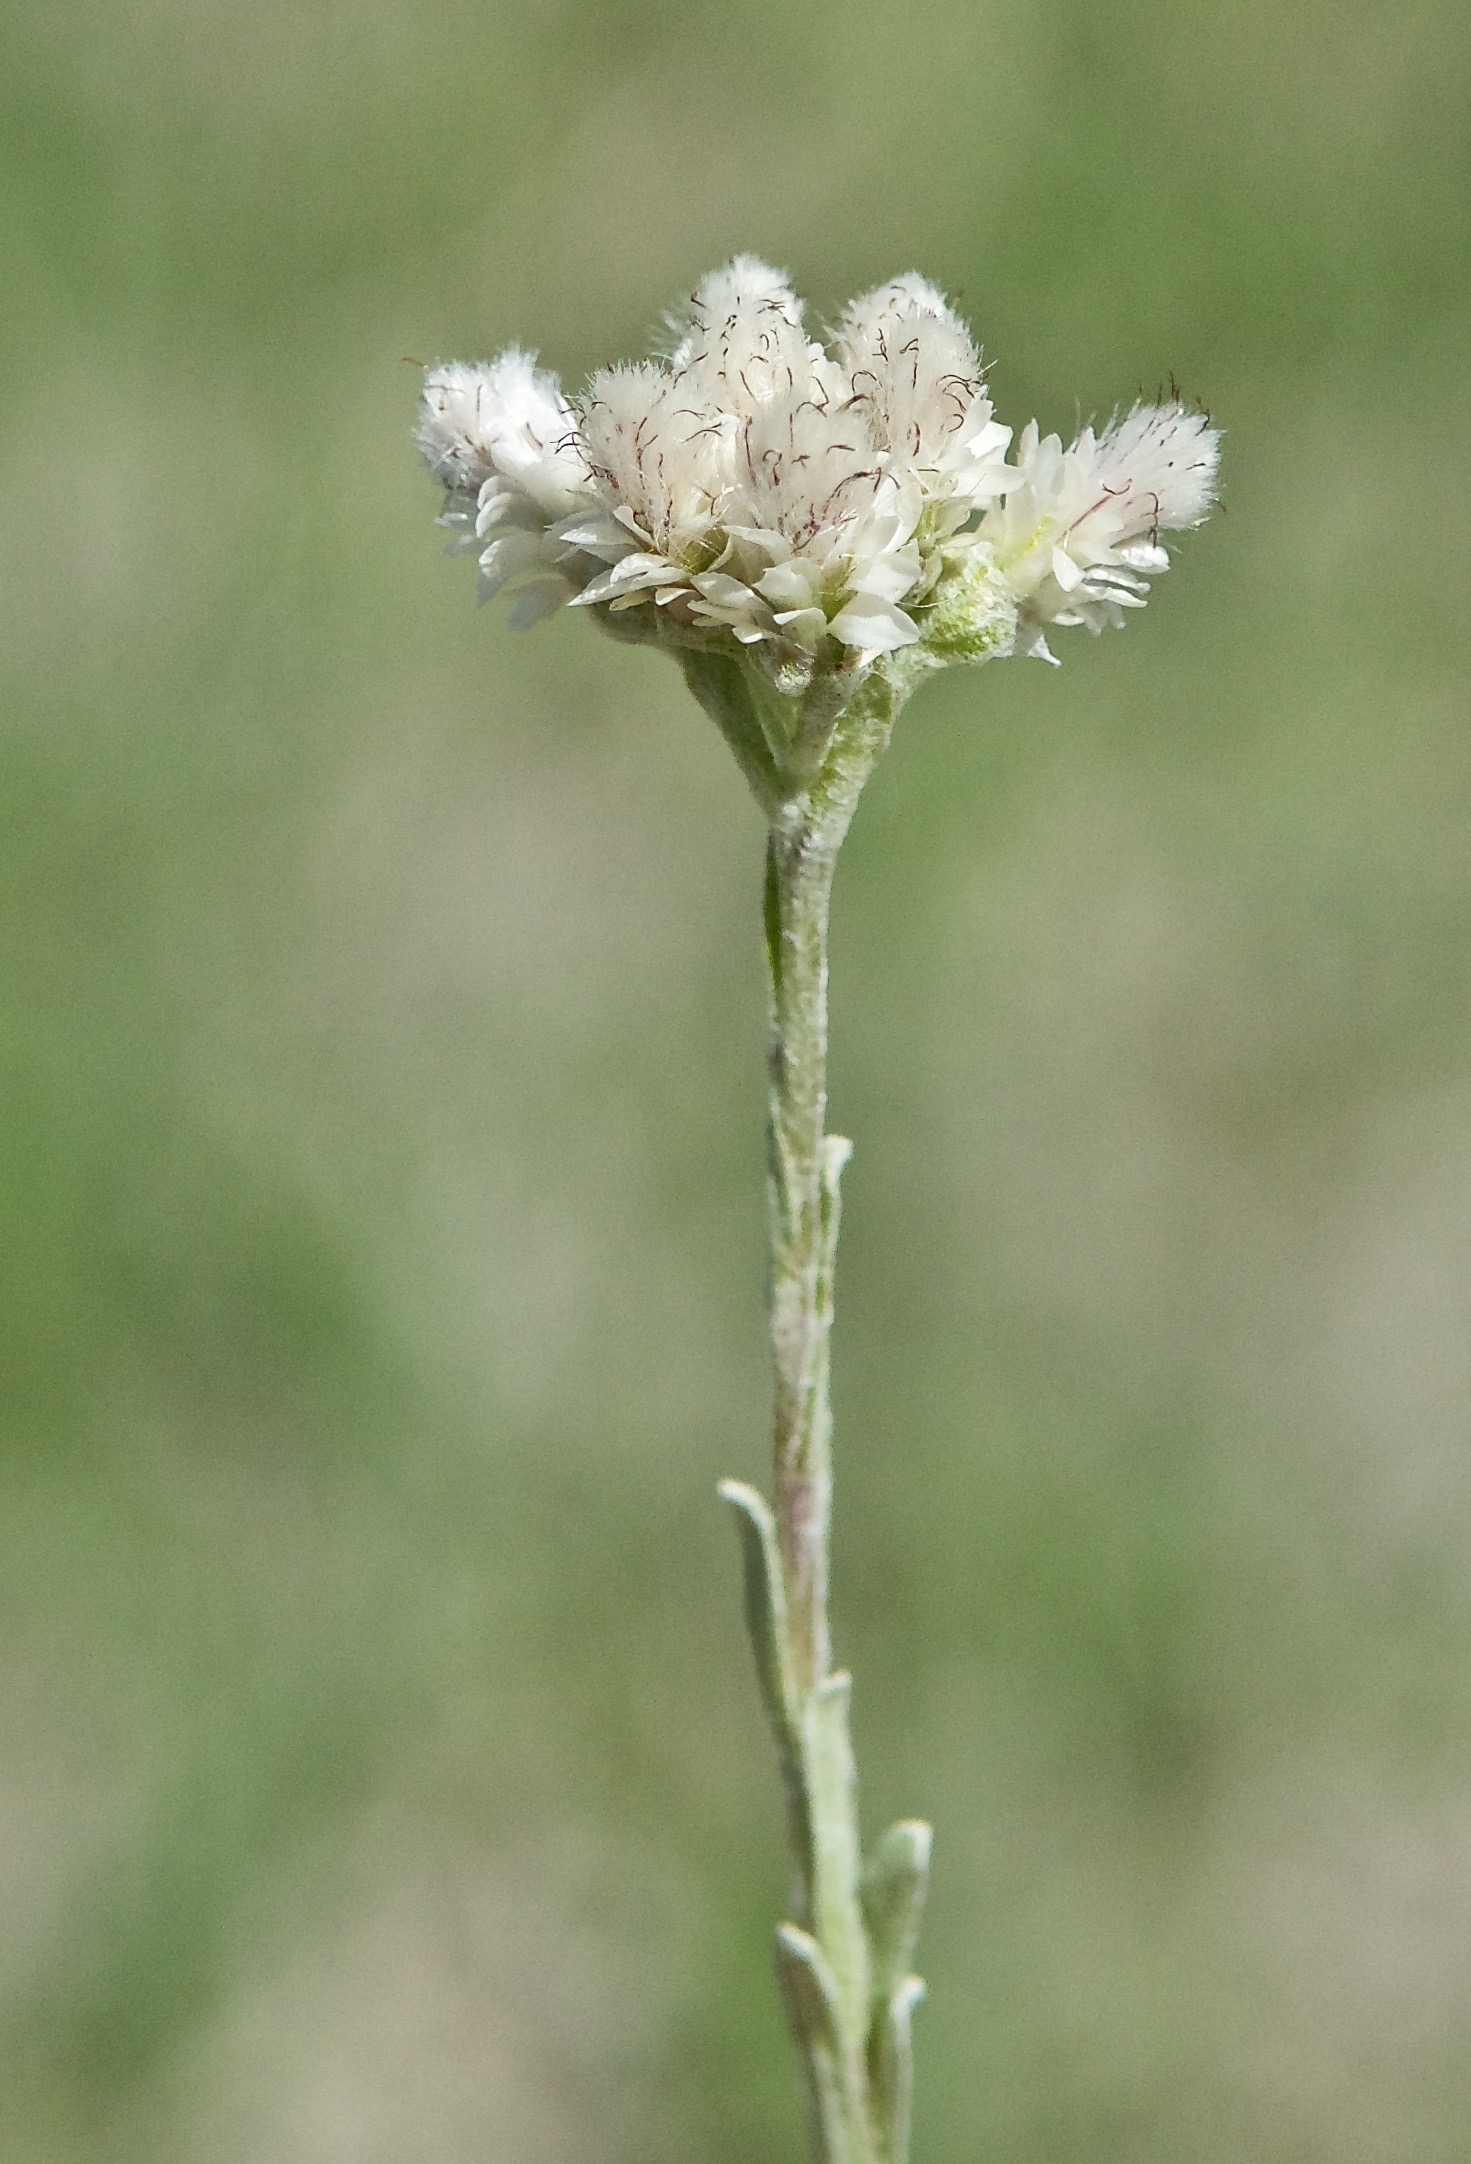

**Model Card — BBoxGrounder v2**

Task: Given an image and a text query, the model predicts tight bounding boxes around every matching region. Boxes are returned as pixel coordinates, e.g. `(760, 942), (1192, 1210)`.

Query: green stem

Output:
(707, 655), (939, 2164)
(764, 808), (842, 1703)
(762, 661), (922, 1702)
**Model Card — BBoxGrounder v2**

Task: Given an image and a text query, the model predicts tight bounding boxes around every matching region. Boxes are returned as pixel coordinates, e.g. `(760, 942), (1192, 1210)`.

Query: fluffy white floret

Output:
(417, 350), (586, 515)
(833, 273), (955, 353)
(980, 401), (1220, 660)
(664, 255), (834, 414)
(577, 361), (731, 557)
(835, 277), (1014, 519)
(666, 256), (804, 361)
(417, 350), (595, 611)
(733, 392), (888, 541)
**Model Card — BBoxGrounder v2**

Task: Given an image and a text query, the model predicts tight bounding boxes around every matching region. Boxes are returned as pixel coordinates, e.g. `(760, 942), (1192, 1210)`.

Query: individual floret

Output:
(416, 350), (595, 623)
(979, 401), (1219, 661)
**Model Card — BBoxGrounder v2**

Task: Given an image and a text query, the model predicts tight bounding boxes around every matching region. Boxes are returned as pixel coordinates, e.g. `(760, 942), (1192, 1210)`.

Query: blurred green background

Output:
(4, 2), (1471, 2158)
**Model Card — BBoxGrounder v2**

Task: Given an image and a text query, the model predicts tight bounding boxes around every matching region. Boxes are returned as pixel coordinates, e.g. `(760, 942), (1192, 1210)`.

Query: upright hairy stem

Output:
(765, 807), (843, 1703)
(712, 661), (936, 2164)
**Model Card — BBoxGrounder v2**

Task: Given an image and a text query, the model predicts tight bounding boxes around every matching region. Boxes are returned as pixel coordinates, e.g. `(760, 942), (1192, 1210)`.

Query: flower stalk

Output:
(710, 656), (936, 2164)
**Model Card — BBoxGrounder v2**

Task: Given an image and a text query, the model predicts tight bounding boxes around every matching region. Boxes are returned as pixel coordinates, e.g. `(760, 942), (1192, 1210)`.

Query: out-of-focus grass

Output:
(3, 2), (1471, 2158)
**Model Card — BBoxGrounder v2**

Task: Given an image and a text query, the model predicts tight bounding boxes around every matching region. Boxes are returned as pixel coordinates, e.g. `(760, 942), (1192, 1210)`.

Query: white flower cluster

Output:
(417, 258), (1218, 681)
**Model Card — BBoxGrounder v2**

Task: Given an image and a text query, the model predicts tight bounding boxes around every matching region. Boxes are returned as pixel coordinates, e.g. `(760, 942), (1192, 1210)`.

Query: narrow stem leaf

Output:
(861, 1819), (933, 2006)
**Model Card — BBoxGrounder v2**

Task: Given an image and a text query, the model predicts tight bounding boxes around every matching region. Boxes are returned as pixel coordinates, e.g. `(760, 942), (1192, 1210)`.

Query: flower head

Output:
(417, 261), (1218, 685)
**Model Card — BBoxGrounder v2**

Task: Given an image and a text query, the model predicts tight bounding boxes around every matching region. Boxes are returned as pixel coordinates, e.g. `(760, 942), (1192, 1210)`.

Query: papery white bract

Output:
(417, 261), (1219, 681)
